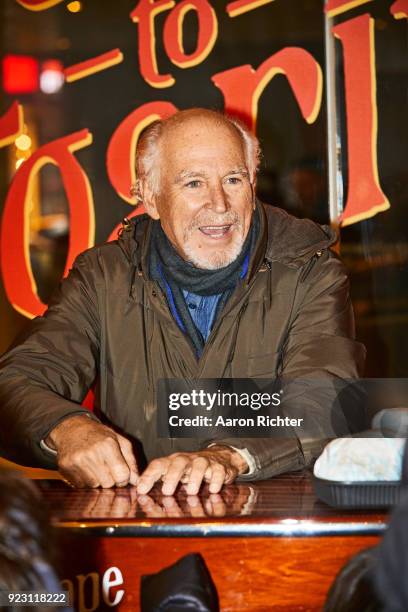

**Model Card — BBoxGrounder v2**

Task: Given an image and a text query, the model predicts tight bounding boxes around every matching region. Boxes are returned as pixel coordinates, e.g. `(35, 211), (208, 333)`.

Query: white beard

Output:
(182, 227), (246, 270)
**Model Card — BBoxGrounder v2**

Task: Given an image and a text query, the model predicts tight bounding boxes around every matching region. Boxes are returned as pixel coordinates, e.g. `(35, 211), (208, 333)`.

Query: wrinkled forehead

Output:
(159, 117), (247, 172)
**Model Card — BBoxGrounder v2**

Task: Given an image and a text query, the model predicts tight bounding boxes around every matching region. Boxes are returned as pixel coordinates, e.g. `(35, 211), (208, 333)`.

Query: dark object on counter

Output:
(374, 490), (408, 611)
(313, 476), (401, 509)
(140, 553), (219, 611)
(314, 427), (408, 509)
(324, 547), (381, 612)
(373, 443), (408, 612)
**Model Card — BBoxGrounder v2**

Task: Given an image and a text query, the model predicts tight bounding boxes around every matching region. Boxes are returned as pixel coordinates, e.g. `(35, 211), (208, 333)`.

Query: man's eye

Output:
(226, 177), (241, 184)
(185, 180), (202, 188)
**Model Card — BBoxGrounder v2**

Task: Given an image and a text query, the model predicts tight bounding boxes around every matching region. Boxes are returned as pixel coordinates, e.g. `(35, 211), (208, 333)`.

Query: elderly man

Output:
(0, 109), (365, 493)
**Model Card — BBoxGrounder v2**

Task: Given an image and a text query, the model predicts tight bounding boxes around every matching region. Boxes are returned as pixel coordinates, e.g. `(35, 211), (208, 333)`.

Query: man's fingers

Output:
(116, 435), (139, 485)
(61, 439), (130, 488)
(59, 462), (99, 488)
(81, 455), (115, 489)
(161, 455), (189, 496)
(136, 450), (238, 497)
(137, 458), (168, 494)
(55, 420), (137, 489)
(59, 451), (102, 488)
(97, 472), (116, 489)
(128, 472), (139, 486)
(185, 457), (208, 495)
(101, 438), (131, 487)
(208, 463), (226, 493)
(203, 464), (213, 482)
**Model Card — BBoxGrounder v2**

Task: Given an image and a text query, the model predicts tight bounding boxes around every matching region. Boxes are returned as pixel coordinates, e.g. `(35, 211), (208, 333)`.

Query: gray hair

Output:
(133, 109), (260, 200)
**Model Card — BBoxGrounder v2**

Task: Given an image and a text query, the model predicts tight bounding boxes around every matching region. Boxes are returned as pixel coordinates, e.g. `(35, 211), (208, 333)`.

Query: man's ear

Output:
(139, 179), (160, 220)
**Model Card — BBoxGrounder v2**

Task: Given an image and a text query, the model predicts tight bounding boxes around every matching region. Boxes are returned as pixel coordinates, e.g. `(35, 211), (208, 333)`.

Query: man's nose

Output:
(207, 182), (229, 213)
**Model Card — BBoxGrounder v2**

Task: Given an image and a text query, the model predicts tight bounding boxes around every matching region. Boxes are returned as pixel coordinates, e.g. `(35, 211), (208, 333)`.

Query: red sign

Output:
(0, 0), (398, 318)
(2, 55), (39, 94)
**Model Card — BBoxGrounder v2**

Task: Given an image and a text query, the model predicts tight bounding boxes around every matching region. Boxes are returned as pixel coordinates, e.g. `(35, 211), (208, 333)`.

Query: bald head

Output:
(135, 108), (260, 198)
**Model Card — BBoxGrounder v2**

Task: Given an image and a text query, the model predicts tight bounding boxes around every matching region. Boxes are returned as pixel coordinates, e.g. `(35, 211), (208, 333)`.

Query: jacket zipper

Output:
(197, 270), (262, 370)
(298, 249), (323, 283)
(151, 280), (199, 364)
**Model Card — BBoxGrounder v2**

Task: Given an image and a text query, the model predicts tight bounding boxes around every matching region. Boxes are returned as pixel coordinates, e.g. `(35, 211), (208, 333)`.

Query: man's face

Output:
(146, 118), (255, 270)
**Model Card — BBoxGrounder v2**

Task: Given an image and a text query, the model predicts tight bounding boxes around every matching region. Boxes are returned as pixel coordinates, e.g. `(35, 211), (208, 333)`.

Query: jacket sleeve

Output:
(204, 249), (366, 481)
(0, 252), (102, 468)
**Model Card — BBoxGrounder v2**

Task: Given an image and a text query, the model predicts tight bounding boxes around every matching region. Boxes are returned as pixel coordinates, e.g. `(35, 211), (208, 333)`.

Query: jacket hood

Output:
(262, 203), (337, 267)
(117, 202), (337, 270)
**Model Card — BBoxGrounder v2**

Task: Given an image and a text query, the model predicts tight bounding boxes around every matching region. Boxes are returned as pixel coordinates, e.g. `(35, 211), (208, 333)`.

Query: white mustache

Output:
(188, 213), (240, 231)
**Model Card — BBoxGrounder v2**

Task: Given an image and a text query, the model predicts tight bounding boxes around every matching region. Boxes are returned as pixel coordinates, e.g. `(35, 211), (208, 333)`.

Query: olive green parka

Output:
(0, 202), (365, 479)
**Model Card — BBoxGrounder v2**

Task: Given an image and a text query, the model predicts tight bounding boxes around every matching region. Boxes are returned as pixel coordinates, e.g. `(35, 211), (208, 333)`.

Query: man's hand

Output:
(136, 445), (248, 496)
(46, 415), (139, 488)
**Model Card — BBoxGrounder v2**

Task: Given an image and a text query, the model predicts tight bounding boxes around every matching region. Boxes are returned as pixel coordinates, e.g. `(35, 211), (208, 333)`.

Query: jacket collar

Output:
(261, 200), (337, 268)
(117, 211), (150, 275)
(117, 200), (337, 276)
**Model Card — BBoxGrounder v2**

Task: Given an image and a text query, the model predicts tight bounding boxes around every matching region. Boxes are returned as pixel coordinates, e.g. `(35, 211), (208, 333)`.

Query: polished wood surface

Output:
(37, 472), (387, 536)
(30, 471), (388, 611)
(0, 456), (61, 479)
(1, 462), (390, 611)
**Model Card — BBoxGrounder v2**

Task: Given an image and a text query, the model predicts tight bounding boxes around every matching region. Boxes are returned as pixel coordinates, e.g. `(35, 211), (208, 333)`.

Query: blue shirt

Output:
(161, 253), (249, 347)
(182, 290), (222, 341)
(180, 252), (250, 342)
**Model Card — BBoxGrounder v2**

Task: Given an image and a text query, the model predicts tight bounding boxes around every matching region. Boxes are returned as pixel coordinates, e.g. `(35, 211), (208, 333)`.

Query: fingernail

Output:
(137, 483), (148, 494)
(162, 484), (173, 496)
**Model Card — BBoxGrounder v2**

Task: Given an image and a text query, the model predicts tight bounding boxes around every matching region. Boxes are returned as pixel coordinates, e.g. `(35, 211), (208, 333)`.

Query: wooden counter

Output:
(29, 472), (388, 611)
